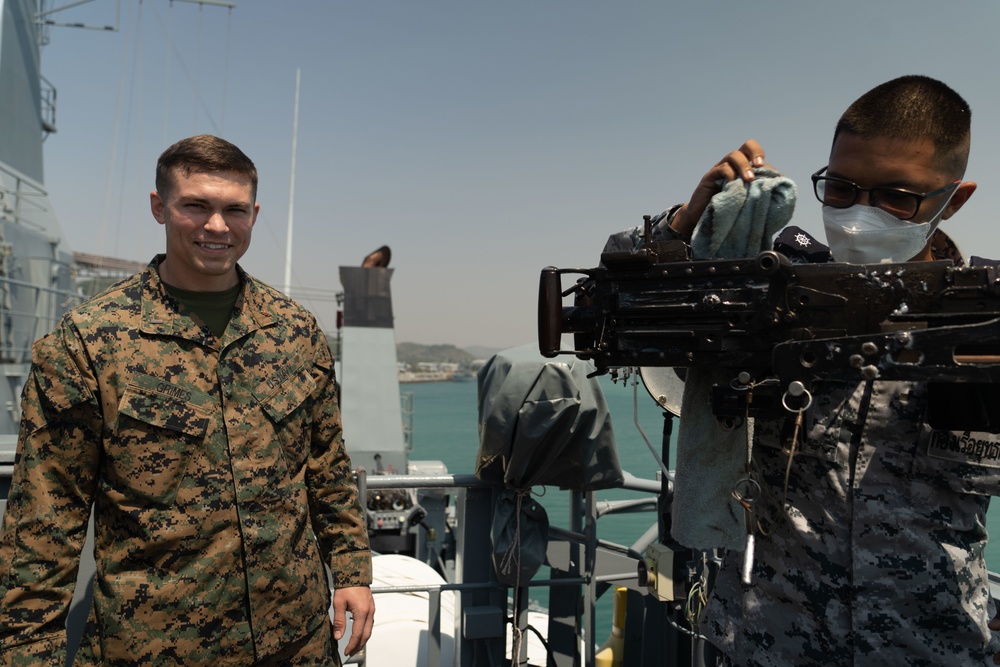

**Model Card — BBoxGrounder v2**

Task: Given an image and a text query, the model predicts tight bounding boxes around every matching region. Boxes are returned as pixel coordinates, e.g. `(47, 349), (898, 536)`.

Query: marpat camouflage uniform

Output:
(0, 257), (371, 666)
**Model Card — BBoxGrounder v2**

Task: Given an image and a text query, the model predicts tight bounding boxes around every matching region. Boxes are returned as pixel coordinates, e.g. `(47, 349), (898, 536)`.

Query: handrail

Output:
(0, 161), (52, 231)
(362, 472), (492, 489)
(354, 468), (664, 665)
(360, 470), (664, 493)
(355, 469), (670, 666)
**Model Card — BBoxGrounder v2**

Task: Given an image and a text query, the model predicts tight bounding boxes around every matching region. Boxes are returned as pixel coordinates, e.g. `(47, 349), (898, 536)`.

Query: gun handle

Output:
(539, 267), (562, 357)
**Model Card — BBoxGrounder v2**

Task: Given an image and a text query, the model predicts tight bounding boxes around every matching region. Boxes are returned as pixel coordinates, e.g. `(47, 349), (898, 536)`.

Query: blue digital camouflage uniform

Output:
(610, 218), (1000, 665)
(703, 379), (1000, 665)
(0, 257), (371, 666)
(699, 228), (1000, 665)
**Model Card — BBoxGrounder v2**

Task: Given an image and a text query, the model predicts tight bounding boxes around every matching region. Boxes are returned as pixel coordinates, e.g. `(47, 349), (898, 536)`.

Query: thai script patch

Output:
(926, 429), (1000, 468)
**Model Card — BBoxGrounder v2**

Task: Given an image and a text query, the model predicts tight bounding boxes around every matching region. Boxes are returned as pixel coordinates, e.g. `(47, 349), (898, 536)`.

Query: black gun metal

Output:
(539, 238), (1000, 424)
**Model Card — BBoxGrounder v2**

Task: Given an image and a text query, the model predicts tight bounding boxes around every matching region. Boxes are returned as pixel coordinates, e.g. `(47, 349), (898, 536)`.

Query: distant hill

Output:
(329, 339), (505, 366)
(397, 342), (476, 367)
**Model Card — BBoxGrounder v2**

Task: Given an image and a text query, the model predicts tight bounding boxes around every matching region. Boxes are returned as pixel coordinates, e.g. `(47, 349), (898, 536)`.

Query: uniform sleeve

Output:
(0, 324), (102, 663)
(601, 206), (683, 255)
(303, 331), (372, 588)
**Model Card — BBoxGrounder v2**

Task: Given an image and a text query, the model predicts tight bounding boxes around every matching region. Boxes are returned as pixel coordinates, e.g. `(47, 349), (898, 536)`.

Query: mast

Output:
(283, 67), (300, 297)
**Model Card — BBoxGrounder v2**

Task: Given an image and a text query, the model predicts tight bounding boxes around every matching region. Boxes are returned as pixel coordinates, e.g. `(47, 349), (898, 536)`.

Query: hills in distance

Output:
(397, 342), (500, 367)
(326, 338), (503, 368)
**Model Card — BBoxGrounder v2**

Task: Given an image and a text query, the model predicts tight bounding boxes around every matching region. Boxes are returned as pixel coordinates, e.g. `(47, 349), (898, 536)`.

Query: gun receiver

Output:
(539, 240), (1000, 423)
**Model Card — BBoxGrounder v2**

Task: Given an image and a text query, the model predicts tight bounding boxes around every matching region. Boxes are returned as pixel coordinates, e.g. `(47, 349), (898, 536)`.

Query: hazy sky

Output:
(37, 0), (1000, 349)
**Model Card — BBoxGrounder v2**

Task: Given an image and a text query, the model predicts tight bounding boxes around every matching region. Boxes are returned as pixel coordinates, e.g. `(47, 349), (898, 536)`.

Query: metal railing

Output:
(356, 470), (662, 667)
(0, 161), (51, 230)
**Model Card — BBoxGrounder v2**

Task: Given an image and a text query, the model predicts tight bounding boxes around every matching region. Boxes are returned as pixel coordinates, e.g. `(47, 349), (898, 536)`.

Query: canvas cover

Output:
(475, 343), (623, 492)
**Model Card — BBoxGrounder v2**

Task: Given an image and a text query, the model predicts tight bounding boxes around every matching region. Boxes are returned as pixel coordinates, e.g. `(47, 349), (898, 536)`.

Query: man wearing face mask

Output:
(617, 75), (999, 664)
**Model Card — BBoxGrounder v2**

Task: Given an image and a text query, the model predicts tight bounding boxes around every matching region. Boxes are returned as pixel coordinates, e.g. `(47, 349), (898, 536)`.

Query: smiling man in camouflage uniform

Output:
(0, 134), (373, 666)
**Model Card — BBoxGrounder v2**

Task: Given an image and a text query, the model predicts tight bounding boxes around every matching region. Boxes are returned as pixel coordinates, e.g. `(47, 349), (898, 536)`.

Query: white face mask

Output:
(821, 187), (958, 264)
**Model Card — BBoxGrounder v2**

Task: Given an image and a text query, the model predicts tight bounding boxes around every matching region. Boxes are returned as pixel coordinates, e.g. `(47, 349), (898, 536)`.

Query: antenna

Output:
(283, 67), (300, 297)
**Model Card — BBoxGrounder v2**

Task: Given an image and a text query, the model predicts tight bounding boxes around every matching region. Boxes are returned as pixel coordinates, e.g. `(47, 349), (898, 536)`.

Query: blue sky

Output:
(37, 0), (1000, 349)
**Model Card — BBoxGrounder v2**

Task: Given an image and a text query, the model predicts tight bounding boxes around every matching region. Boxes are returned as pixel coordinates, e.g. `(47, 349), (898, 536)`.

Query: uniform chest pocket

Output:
(255, 365), (316, 473)
(110, 381), (210, 505)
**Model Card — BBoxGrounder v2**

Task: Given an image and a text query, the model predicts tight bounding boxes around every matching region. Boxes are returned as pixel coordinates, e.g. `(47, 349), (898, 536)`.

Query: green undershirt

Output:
(162, 281), (242, 338)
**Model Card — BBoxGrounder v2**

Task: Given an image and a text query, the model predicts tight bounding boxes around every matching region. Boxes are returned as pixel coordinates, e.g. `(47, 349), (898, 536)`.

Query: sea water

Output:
(403, 375), (1000, 643)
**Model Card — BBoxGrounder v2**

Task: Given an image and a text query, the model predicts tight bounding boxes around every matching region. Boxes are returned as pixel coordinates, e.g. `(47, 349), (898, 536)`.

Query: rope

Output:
(497, 491), (526, 667)
(685, 552), (710, 626)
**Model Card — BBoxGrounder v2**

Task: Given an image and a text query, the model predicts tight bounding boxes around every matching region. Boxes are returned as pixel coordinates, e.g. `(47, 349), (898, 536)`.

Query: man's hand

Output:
(670, 139), (768, 237)
(332, 585), (375, 657)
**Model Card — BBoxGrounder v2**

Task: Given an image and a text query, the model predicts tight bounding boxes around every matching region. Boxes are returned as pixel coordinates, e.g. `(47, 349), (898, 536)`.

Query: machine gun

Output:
(538, 226), (1000, 429)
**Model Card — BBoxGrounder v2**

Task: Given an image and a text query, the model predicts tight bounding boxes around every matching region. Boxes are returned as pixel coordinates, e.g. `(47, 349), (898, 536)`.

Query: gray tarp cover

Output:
(475, 343), (623, 491)
(489, 489), (550, 586)
(476, 344), (623, 585)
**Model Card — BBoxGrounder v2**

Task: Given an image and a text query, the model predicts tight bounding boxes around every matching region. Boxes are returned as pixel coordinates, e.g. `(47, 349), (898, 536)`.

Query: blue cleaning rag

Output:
(671, 168), (797, 551)
(690, 167), (796, 260)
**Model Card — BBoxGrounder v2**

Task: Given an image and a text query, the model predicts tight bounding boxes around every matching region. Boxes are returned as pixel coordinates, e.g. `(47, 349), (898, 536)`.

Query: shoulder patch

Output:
(773, 225), (832, 263)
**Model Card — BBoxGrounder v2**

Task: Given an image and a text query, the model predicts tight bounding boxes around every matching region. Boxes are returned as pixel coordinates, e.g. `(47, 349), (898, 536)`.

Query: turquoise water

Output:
(403, 375), (1000, 642)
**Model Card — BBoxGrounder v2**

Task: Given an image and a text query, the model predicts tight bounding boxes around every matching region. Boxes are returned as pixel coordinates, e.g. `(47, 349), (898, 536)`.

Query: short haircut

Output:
(155, 134), (259, 201)
(834, 75), (971, 177)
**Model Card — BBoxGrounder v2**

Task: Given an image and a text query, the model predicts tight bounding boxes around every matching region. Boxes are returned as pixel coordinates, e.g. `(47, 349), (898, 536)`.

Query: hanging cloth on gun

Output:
(671, 167), (797, 551)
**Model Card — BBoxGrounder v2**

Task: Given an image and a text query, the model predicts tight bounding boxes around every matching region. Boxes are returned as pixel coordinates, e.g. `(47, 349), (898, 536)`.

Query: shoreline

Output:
(399, 370), (477, 384)
(399, 371), (451, 384)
